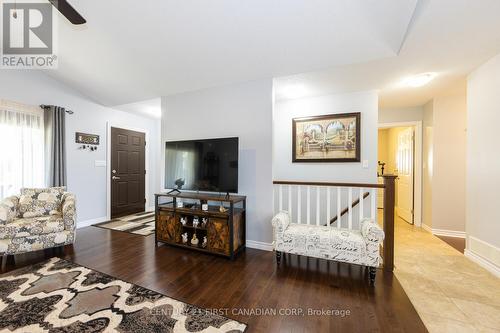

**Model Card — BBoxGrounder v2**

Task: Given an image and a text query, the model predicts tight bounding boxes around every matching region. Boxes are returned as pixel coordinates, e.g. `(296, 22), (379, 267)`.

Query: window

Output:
(0, 99), (44, 199)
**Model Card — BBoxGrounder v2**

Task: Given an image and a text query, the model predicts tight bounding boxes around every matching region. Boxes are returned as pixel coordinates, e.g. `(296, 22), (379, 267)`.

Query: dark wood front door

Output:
(111, 127), (146, 218)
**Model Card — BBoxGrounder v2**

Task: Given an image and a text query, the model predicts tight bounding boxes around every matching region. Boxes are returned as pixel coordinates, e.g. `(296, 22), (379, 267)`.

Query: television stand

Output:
(154, 192), (246, 259)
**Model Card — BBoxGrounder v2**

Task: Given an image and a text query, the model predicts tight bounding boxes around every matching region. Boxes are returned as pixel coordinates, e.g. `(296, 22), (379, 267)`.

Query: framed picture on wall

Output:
(292, 112), (361, 162)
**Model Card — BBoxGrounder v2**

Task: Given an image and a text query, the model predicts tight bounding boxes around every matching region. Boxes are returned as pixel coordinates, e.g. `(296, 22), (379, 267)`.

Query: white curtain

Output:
(0, 100), (45, 199)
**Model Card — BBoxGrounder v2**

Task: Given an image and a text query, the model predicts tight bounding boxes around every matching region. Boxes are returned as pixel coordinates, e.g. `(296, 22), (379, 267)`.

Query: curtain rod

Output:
(39, 104), (74, 114)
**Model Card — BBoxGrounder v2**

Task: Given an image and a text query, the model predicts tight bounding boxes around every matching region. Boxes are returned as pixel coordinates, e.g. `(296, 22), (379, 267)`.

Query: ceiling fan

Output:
(48, 0), (86, 25)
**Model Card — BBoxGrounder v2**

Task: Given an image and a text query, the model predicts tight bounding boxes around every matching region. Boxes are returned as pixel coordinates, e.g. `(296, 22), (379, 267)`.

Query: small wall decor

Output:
(78, 144), (98, 151)
(292, 112), (361, 162)
(75, 132), (99, 145)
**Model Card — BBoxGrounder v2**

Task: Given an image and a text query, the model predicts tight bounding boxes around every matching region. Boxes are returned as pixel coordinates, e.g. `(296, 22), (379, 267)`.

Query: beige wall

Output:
(422, 93), (467, 233)
(422, 101), (433, 228)
(432, 93), (467, 233)
(467, 51), (500, 263)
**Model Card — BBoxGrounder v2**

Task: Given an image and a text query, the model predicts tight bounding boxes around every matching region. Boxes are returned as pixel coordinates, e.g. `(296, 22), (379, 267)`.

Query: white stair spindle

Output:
(371, 188), (376, 220)
(288, 185), (292, 219)
(337, 187), (341, 229)
(348, 187), (353, 230)
(327, 187), (331, 227)
(297, 186), (301, 224)
(307, 186), (311, 225)
(279, 185), (283, 211)
(359, 187), (364, 220)
(316, 186), (320, 226)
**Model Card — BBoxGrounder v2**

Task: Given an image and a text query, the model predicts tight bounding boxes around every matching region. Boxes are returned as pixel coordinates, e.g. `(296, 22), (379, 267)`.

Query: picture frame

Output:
(292, 112), (361, 162)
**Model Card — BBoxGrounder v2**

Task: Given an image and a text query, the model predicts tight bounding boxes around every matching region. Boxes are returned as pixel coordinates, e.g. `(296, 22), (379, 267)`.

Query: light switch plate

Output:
(95, 160), (106, 167)
(362, 160), (369, 169)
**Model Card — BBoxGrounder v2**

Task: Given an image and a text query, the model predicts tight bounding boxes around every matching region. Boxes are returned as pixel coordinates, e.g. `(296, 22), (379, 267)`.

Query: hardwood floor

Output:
(436, 235), (466, 253)
(1, 227), (427, 332)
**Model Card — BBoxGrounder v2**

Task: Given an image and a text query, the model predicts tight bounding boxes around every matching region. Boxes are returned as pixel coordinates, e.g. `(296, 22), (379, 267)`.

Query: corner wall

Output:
(466, 52), (500, 275)
(161, 79), (274, 245)
(0, 71), (161, 226)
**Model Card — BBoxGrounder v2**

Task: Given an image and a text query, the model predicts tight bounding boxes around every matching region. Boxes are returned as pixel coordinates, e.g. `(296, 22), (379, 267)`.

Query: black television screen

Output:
(165, 137), (239, 193)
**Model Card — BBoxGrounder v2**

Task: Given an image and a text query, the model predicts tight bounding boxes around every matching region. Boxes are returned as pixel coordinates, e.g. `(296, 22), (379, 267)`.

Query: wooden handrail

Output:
(327, 191), (370, 226)
(272, 180), (384, 189)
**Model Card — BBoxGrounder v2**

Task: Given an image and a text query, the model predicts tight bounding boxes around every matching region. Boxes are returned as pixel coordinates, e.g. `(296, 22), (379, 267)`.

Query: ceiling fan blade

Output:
(48, 0), (86, 25)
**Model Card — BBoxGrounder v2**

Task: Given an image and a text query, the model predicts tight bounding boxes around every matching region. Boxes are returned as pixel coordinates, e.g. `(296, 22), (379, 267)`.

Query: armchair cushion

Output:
(360, 218), (385, 243)
(0, 196), (19, 225)
(19, 187), (66, 218)
(0, 215), (65, 239)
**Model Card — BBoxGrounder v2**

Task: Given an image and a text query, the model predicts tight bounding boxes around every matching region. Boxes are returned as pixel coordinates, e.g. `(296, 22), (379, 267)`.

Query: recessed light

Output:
(281, 84), (307, 99)
(402, 73), (437, 87)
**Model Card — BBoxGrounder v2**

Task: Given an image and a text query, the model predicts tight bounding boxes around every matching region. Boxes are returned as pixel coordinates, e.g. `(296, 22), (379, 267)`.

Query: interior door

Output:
(397, 127), (414, 224)
(111, 127), (146, 218)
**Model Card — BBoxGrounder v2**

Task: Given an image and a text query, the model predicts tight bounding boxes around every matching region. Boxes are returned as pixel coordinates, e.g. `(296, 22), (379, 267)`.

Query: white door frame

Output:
(378, 121), (422, 227)
(106, 122), (150, 220)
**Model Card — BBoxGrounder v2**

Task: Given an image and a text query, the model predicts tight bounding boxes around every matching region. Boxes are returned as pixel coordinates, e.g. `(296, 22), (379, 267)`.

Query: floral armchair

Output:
(0, 188), (76, 257)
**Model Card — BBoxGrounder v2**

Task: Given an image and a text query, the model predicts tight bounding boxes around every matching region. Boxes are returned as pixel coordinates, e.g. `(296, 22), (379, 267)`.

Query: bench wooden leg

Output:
(276, 251), (282, 266)
(1, 255), (7, 271)
(368, 267), (377, 285)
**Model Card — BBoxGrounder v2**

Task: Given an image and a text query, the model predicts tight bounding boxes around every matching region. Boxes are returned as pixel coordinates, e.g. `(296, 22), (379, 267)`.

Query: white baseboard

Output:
(465, 249), (500, 278)
(465, 236), (500, 278)
(246, 240), (273, 251)
(77, 216), (107, 229)
(421, 224), (466, 238)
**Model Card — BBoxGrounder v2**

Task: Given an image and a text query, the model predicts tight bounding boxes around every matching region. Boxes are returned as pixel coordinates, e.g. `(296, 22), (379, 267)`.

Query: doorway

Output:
(378, 122), (422, 226)
(110, 127), (146, 218)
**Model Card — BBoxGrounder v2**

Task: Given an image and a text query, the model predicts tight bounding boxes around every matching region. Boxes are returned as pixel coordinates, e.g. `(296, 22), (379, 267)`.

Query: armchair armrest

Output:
(0, 196), (19, 225)
(360, 218), (384, 244)
(272, 211), (291, 233)
(61, 192), (76, 231)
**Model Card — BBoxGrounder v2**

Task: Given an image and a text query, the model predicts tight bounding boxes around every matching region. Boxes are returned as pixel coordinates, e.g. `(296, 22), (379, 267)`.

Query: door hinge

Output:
(144, 170), (146, 174)
(144, 198), (146, 204)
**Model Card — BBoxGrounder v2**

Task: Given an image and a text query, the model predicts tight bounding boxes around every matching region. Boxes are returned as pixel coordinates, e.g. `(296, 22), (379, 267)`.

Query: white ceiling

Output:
(275, 0), (500, 108)
(46, 0), (419, 106)
(37, 0), (500, 110)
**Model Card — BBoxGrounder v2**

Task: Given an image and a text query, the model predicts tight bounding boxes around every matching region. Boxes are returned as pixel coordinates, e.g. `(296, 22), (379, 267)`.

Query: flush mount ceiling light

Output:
(402, 72), (437, 87)
(281, 83), (307, 99)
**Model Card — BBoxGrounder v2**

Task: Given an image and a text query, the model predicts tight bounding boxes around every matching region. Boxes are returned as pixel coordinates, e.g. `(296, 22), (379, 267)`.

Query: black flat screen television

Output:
(165, 137), (239, 193)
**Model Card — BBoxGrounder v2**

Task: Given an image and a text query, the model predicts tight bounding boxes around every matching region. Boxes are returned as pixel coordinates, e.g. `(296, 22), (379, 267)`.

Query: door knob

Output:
(112, 176), (121, 180)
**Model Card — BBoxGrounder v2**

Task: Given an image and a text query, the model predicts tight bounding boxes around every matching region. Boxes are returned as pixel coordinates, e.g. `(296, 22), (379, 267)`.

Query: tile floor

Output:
(391, 215), (500, 332)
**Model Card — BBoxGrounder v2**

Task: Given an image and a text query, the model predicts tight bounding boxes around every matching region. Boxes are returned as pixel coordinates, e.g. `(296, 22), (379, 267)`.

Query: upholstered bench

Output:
(272, 211), (384, 284)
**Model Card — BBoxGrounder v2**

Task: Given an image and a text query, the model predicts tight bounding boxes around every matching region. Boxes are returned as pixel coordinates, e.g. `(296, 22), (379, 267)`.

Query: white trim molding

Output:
(246, 240), (273, 252)
(77, 216), (107, 229)
(421, 224), (466, 238)
(465, 236), (500, 278)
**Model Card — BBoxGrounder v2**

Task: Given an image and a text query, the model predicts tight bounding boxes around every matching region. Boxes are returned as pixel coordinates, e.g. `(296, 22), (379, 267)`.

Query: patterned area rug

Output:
(0, 257), (247, 332)
(93, 212), (155, 236)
